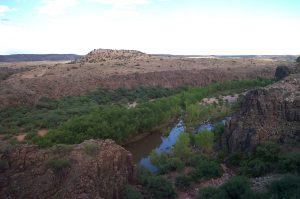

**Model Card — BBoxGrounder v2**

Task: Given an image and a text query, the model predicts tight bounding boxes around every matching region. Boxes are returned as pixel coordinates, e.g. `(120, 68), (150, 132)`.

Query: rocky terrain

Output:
(76, 49), (149, 63)
(0, 139), (134, 199)
(0, 49), (283, 109)
(222, 66), (300, 152)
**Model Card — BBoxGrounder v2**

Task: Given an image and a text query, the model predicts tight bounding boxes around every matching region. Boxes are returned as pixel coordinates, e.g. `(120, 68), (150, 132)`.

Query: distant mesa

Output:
(0, 54), (81, 62)
(76, 49), (150, 63)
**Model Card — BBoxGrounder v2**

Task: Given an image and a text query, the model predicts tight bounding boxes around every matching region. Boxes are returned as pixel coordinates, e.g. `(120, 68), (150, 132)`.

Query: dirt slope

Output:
(0, 49), (282, 109)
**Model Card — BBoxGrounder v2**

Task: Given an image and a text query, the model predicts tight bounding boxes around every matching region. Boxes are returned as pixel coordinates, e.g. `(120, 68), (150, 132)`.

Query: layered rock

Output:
(222, 72), (300, 153)
(0, 139), (134, 199)
(77, 49), (150, 63)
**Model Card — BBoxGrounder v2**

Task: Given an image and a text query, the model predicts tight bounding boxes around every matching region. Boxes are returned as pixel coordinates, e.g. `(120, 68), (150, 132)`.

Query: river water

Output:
(125, 119), (225, 172)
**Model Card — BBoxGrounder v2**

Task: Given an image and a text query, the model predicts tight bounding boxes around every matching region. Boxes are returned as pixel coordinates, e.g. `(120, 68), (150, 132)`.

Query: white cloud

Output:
(89, 0), (149, 7)
(36, 0), (78, 16)
(1, 3), (300, 55)
(0, 5), (15, 16)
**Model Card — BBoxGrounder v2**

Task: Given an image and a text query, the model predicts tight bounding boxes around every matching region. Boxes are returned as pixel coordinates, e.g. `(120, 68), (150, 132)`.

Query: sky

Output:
(0, 0), (300, 55)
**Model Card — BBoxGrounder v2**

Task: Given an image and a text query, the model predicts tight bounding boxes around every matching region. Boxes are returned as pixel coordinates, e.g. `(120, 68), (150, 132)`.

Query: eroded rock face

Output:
(222, 73), (300, 153)
(77, 49), (149, 63)
(0, 139), (134, 199)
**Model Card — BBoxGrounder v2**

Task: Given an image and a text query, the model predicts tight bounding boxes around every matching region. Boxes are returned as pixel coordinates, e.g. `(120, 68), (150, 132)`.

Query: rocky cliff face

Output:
(222, 72), (300, 153)
(0, 139), (134, 199)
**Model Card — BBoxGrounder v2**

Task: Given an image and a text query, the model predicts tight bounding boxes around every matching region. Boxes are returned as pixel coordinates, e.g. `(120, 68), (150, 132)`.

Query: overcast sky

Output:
(0, 0), (300, 55)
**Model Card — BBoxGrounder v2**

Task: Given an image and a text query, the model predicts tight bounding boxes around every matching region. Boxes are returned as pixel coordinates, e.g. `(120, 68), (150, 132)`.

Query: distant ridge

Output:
(0, 54), (82, 62)
(151, 54), (298, 61)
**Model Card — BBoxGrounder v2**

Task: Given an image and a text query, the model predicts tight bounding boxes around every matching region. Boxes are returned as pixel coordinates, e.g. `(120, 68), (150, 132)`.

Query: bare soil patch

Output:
(15, 133), (26, 141)
(37, 128), (48, 137)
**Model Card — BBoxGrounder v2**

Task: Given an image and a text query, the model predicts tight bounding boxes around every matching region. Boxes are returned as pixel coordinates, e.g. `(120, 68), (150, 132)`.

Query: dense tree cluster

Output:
(31, 78), (272, 147)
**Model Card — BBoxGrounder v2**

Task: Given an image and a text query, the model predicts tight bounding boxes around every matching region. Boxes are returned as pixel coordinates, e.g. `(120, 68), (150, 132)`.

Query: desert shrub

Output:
(238, 142), (281, 177)
(121, 185), (144, 199)
(186, 154), (217, 167)
(240, 158), (271, 177)
(194, 130), (214, 153)
(185, 104), (230, 128)
(136, 166), (153, 185)
(45, 158), (71, 174)
(0, 72), (13, 80)
(197, 175), (300, 199)
(213, 123), (224, 138)
(9, 138), (18, 145)
(268, 175), (300, 199)
(145, 176), (177, 199)
(255, 141), (280, 163)
(149, 151), (168, 168)
(197, 186), (224, 199)
(2, 134), (12, 140)
(173, 132), (191, 160)
(189, 159), (221, 181)
(158, 158), (185, 174)
(83, 143), (98, 155)
(51, 144), (73, 155)
(25, 131), (37, 140)
(197, 176), (263, 199)
(175, 175), (192, 190)
(221, 176), (251, 198)
(228, 152), (243, 166)
(278, 152), (300, 174)
(149, 152), (184, 174)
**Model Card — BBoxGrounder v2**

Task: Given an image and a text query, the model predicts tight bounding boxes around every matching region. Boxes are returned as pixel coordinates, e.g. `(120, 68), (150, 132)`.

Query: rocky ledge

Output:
(0, 139), (134, 199)
(77, 49), (150, 63)
(222, 71), (300, 153)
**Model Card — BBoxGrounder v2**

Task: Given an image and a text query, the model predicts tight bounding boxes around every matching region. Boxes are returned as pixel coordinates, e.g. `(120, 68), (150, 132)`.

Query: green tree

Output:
(268, 175), (300, 199)
(146, 176), (177, 199)
(296, 56), (300, 63)
(173, 132), (191, 160)
(194, 130), (214, 153)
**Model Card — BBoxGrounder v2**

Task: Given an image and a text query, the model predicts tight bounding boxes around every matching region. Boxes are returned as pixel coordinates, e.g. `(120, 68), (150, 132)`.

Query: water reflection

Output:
(126, 119), (227, 172)
(138, 120), (184, 172)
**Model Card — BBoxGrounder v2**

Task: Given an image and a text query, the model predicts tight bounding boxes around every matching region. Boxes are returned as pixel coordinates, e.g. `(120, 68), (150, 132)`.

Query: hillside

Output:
(0, 54), (81, 62)
(0, 49), (285, 109)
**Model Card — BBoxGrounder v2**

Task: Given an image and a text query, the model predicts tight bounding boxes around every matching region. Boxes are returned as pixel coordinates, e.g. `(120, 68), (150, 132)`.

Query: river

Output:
(125, 119), (226, 172)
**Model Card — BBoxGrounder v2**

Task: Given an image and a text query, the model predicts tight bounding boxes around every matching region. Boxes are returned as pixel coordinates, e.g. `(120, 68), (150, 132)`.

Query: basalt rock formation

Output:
(0, 139), (134, 199)
(77, 49), (149, 63)
(222, 70), (300, 153)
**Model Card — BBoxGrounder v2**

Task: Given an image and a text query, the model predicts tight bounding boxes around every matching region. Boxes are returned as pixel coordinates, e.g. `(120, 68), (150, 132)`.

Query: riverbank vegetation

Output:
(127, 131), (300, 199)
(2, 76), (299, 198)
(0, 86), (182, 136)
(30, 78), (272, 147)
(197, 175), (300, 199)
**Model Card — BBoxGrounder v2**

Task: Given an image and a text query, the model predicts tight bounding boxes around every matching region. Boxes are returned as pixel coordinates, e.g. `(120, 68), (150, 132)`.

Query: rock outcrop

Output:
(222, 72), (300, 153)
(0, 139), (134, 199)
(77, 49), (149, 63)
(274, 65), (291, 81)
